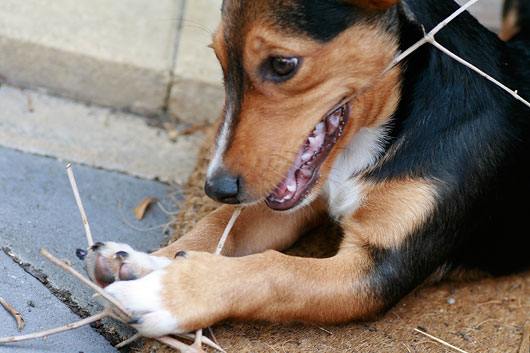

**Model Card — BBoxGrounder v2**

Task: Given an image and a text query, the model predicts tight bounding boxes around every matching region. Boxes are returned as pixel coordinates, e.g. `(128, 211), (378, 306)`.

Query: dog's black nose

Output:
(205, 170), (241, 204)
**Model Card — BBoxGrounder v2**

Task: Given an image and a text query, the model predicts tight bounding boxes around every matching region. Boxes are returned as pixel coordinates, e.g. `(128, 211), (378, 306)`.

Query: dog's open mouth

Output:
(265, 103), (350, 211)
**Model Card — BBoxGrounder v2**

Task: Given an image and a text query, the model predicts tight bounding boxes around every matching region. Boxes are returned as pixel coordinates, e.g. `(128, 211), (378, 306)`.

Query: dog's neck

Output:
(363, 0), (509, 180)
(322, 0), (510, 218)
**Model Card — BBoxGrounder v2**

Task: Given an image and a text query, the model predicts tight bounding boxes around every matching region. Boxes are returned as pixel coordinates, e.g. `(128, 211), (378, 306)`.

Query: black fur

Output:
(270, 0), (530, 304)
(367, 0), (530, 304)
(220, 0), (530, 309)
(269, 0), (364, 42)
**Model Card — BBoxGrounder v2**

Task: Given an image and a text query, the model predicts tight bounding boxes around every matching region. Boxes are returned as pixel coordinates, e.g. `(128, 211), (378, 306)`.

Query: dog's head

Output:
(205, 0), (402, 211)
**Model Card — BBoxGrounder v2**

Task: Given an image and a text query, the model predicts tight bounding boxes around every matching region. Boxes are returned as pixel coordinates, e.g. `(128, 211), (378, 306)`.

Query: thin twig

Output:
(383, 0), (479, 74)
(215, 206), (243, 255)
(317, 326), (333, 335)
(40, 249), (219, 352)
(196, 335), (226, 353)
(115, 333), (142, 349)
(382, 0), (530, 108)
(0, 311), (108, 343)
(429, 38), (530, 108)
(519, 321), (530, 353)
(414, 328), (469, 353)
(207, 327), (222, 349)
(192, 329), (204, 350)
(158, 335), (205, 353)
(1, 169), (230, 352)
(39, 248), (129, 320)
(176, 333), (227, 353)
(402, 342), (413, 353)
(0, 297), (25, 331)
(66, 164), (94, 247)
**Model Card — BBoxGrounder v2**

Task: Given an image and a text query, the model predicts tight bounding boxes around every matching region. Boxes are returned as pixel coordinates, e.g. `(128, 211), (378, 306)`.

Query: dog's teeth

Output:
(311, 134), (324, 148)
(301, 168), (312, 178)
(287, 182), (296, 192)
(327, 114), (340, 127)
(283, 194), (292, 201)
(301, 152), (312, 161)
(315, 122), (325, 132)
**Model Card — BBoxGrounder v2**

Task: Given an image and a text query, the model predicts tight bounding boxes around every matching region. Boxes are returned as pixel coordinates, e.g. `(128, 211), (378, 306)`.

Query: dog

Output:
(84, 0), (530, 337)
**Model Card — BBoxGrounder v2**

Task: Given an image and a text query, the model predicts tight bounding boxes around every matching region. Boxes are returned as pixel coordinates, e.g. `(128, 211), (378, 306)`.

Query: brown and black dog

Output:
(84, 0), (530, 337)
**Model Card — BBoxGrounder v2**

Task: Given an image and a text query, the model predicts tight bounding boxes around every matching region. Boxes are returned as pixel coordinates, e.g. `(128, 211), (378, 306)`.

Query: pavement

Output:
(0, 147), (178, 351)
(0, 251), (117, 353)
(0, 0), (224, 125)
(0, 1), (503, 352)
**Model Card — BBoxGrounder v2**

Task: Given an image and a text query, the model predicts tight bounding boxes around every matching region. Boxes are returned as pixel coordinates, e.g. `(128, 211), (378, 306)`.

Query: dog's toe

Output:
(83, 241), (171, 287)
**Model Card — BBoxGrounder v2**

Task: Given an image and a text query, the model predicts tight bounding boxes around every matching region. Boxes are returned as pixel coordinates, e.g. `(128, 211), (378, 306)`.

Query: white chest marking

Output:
(322, 125), (389, 219)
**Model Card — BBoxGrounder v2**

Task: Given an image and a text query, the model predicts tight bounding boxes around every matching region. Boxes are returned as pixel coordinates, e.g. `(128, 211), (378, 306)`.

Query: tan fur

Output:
(157, 248), (384, 332)
(148, 178), (437, 331)
(211, 23), (228, 72)
(215, 22), (401, 202)
(153, 198), (327, 258)
(499, 8), (519, 41)
(341, 178), (438, 249)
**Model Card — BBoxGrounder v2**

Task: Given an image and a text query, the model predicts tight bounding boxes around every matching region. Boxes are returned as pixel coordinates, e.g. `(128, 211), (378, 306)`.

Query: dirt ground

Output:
(141, 129), (530, 353)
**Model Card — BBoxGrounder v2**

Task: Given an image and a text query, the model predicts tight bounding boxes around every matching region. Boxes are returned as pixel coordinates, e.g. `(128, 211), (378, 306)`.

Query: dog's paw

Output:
(104, 270), (181, 337)
(84, 241), (171, 287)
(104, 251), (228, 337)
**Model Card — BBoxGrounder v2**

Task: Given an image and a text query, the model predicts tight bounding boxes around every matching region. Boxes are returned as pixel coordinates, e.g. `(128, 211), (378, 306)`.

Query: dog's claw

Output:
(174, 251), (188, 259)
(114, 251), (129, 261)
(127, 317), (143, 325)
(75, 248), (87, 260)
(90, 242), (104, 251)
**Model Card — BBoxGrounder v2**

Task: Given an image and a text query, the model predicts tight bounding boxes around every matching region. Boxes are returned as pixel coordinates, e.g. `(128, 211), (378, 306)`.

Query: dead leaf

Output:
(134, 197), (159, 220)
(181, 124), (208, 135)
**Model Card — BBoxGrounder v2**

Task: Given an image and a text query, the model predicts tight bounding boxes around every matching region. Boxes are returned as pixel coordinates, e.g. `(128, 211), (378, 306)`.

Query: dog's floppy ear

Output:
(345, 0), (398, 10)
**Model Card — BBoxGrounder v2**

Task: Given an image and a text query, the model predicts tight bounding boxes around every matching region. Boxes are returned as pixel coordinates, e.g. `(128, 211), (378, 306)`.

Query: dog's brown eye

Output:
(270, 57), (299, 77)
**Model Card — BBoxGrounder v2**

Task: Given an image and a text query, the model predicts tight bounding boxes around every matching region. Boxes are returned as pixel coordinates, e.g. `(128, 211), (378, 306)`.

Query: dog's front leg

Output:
(107, 178), (450, 337)
(85, 198), (326, 290)
(104, 178), (447, 336)
(104, 247), (381, 336)
(153, 198), (327, 258)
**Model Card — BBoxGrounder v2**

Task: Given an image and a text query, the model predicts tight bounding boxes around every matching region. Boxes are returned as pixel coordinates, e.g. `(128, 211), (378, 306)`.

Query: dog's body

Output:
(86, 0), (530, 337)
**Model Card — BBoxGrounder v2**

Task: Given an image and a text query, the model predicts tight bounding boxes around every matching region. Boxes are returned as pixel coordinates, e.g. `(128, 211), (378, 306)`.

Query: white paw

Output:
(84, 241), (171, 286)
(105, 270), (181, 337)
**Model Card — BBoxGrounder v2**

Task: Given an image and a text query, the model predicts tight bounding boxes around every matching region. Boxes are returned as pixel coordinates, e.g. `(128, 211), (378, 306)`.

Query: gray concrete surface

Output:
(0, 147), (179, 349)
(0, 0), (183, 116)
(0, 84), (203, 184)
(169, 0), (224, 125)
(457, 0), (503, 31)
(0, 251), (117, 353)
